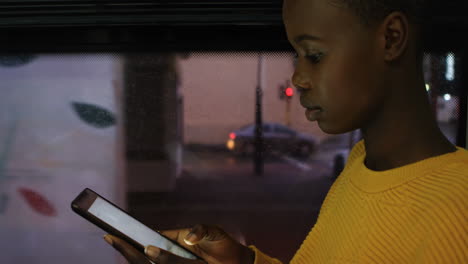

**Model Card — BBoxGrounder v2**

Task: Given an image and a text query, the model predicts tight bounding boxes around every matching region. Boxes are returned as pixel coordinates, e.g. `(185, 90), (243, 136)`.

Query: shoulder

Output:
(411, 147), (468, 196)
(407, 149), (468, 218)
(432, 147), (468, 189)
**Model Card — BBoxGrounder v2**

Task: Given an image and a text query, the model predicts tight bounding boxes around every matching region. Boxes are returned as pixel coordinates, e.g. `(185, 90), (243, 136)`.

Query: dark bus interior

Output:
(1, 1), (467, 263)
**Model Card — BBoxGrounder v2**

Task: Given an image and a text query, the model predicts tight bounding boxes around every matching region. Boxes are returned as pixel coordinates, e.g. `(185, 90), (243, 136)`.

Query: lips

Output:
(299, 96), (321, 110)
(299, 95), (322, 120)
(305, 107), (323, 121)
(305, 106), (322, 111)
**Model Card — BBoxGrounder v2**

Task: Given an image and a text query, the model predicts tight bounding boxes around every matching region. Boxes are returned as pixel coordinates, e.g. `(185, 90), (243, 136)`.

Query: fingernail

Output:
(145, 246), (160, 259)
(184, 232), (197, 245)
(103, 235), (113, 246)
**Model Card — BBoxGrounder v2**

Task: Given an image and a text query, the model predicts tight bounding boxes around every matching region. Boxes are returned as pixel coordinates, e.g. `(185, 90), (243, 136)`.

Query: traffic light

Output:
(279, 85), (294, 100)
(285, 87), (294, 97)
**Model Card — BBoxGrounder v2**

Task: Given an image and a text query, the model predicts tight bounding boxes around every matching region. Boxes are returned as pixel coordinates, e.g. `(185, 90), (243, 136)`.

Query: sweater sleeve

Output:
(415, 213), (467, 263)
(415, 172), (468, 263)
(248, 246), (283, 264)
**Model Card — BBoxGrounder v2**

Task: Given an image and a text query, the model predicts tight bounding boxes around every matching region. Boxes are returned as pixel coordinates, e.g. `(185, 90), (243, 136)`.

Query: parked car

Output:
(226, 122), (318, 157)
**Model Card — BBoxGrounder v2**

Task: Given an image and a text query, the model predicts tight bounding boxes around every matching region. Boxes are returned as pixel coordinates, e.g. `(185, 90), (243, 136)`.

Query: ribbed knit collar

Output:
(347, 140), (467, 193)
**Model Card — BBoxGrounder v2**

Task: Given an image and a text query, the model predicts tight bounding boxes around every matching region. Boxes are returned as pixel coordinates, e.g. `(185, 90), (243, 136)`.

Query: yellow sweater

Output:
(251, 140), (468, 263)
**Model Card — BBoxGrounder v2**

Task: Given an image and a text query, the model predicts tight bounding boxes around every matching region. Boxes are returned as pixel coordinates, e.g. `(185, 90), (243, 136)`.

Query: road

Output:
(129, 135), (351, 262)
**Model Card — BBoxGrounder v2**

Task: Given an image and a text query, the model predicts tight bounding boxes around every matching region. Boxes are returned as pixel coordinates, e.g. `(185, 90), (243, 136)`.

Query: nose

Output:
(291, 60), (311, 92)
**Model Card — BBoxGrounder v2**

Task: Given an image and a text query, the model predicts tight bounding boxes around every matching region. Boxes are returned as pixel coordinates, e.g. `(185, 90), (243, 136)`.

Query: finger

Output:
(104, 234), (151, 264)
(183, 224), (207, 245)
(145, 245), (205, 264)
(183, 224), (227, 245)
(161, 228), (190, 242)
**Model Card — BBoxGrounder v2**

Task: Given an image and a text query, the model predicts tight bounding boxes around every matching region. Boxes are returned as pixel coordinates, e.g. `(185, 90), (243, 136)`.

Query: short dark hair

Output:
(330, 0), (426, 59)
(329, 0), (426, 26)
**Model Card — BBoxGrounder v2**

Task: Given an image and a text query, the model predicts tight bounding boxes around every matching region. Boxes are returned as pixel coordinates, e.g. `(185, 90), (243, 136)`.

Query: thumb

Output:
(183, 224), (227, 246)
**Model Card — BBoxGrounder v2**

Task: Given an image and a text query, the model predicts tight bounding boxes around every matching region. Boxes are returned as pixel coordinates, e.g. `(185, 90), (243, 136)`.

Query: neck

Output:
(361, 69), (456, 171)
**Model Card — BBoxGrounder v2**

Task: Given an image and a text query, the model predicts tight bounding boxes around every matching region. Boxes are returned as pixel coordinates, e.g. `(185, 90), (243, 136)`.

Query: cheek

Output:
(322, 57), (363, 112)
(319, 51), (379, 132)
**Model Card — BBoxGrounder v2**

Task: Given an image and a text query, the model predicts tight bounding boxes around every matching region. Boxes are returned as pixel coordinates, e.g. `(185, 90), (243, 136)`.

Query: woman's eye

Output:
(305, 53), (324, 64)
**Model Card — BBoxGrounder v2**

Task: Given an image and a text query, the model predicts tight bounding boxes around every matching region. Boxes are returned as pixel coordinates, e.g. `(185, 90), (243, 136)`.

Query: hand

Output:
(104, 224), (255, 264)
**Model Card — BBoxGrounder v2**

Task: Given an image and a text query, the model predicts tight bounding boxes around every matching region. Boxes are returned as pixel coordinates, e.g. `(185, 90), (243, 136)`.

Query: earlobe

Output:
(382, 12), (408, 62)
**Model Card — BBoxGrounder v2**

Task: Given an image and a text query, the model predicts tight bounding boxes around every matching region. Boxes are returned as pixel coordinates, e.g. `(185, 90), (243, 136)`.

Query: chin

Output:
(317, 120), (355, 135)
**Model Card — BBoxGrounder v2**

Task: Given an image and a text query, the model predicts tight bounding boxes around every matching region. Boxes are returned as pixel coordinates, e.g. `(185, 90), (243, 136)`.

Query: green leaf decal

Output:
(72, 102), (116, 128)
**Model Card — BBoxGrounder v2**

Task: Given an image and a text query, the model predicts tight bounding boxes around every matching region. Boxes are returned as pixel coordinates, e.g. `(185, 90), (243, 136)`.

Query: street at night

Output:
(128, 135), (351, 262)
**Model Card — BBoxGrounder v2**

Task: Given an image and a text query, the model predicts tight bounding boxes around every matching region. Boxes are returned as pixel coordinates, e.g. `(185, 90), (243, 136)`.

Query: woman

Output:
(104, 0), (468, 263)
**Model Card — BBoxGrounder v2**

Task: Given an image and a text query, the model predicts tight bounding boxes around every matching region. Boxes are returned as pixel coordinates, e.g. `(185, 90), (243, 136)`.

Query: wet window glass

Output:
(0, 48), (465, 263)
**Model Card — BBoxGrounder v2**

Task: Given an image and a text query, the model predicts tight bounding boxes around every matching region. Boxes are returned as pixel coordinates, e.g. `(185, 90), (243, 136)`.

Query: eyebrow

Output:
(294, 34), (321, 43)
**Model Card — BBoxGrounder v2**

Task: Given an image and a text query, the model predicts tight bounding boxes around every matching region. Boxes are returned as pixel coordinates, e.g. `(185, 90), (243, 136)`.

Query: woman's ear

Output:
(379, 11), (409, 62)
